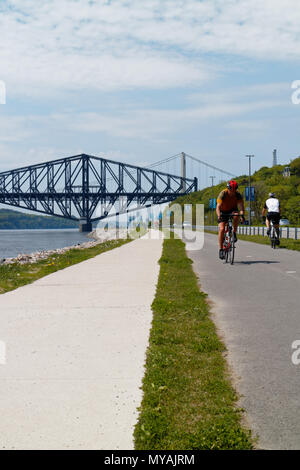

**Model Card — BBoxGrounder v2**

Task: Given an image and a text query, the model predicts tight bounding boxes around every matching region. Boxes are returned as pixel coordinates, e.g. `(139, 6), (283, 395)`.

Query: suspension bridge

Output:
(0, 152), (235, 231)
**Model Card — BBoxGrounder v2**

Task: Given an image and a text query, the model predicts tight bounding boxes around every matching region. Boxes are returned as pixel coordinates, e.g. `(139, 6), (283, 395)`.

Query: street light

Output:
(245, 155), (254, 226)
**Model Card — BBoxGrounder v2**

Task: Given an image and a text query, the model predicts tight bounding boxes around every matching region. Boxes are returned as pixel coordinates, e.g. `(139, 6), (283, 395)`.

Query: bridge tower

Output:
(80, 154), (92, 232)
(181, 152), (186, 193)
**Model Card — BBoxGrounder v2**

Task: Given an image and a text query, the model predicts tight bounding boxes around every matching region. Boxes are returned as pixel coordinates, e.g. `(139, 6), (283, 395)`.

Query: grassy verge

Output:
(134, 237), (253, 450)
(206, 229), (300, 252)
(0, 238), (130, 295)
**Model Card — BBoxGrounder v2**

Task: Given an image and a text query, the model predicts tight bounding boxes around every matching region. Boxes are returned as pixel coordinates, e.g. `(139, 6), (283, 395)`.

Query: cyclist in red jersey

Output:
(216, 180), (245, 260)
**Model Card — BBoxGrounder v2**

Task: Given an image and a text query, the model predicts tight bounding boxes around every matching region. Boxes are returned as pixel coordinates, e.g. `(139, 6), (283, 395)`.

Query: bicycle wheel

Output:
(274, 228), (280, 246)
(229, 233), (235, 264)
(223, 233), (229, 263)
(271, 227), (276, 248)
(269, 226), (274, 248)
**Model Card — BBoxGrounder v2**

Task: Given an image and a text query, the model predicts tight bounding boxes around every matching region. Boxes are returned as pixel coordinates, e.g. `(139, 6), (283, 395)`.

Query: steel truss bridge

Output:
(0, 154), (197, 231)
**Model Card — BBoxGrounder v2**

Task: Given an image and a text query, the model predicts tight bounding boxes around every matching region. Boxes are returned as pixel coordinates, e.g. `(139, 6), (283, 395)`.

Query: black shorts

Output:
(267, 212), (280, 224)
(218, 209), (238, 223)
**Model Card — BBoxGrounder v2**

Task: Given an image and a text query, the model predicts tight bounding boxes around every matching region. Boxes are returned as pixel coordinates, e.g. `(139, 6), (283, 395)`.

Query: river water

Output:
(0, 229), (90, 259)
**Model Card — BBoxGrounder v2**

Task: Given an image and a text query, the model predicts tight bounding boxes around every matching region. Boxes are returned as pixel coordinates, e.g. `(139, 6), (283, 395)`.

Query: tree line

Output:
(173, 156), (300, 226)
(0, 209), (78, 229)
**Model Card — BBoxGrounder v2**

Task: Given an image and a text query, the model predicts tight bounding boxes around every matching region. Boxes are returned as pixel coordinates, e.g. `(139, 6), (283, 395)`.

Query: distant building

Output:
(283, 166), (291, 178)
(273, 149), (278, 166)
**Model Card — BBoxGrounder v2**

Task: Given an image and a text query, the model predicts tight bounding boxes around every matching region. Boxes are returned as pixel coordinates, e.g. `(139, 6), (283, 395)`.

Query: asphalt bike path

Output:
(188, 233), (300, 449)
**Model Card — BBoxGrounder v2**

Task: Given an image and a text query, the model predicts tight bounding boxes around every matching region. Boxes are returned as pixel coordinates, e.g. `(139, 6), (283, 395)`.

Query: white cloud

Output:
(0, 142), (144, 173)
(188, 82), (291, 105)
(0, 142), (72, 171)
(1, 0), (300, 97)
(0, 115), (34, 142)
(1, 1), (299, 173)
(224, 119), (271, 132)
(49, 96), (287, 140)
(0, 83), (288, 155)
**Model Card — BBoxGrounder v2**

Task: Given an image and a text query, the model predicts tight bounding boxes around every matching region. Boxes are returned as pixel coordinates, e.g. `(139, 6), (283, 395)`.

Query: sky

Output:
(1, 0), (300, 179)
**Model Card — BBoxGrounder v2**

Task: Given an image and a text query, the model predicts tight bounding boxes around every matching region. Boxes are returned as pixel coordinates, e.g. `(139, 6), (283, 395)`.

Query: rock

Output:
(88, 228), (128, 242)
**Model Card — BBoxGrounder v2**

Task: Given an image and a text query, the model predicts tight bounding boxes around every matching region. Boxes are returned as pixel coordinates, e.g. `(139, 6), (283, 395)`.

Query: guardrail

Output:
(205, 225), (299, 240)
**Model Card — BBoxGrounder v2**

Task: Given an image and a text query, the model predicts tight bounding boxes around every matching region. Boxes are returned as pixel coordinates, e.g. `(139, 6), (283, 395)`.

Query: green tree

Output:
(285, 196), (300, 225)
(252, 181), (268, 223)
(290, 157), (300, 177)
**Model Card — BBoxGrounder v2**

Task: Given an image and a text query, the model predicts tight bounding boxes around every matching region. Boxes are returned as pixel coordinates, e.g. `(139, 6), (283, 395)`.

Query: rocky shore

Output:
(0, 228), (128, 266)
(87, 228), (128, 242)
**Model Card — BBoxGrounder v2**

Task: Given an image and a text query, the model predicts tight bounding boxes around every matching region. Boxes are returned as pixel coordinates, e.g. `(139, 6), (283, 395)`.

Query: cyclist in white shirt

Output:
(262, 192), (281, 242)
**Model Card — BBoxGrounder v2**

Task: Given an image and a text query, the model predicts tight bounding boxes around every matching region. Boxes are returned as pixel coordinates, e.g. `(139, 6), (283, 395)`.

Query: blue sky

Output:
(0, 0), (300, 180)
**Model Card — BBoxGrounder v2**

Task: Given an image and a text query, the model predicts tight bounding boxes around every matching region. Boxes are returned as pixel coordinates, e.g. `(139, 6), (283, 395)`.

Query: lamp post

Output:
(245, 155), (254, 226)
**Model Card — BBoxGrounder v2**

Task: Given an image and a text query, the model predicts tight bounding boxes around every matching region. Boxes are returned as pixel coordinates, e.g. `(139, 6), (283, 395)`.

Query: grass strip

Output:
(206, 229), (300, 252)
(134, 236), (253, 450)
(0, 238), (130, 295)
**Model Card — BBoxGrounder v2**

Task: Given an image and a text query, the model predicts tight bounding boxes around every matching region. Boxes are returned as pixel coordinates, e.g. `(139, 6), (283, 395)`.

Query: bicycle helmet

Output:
(227, 180), (238, 191)
(269, 192), (275, 198)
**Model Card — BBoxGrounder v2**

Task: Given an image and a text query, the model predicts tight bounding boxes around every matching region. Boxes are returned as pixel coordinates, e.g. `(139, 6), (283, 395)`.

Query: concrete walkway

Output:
(0, 231), (163, 449)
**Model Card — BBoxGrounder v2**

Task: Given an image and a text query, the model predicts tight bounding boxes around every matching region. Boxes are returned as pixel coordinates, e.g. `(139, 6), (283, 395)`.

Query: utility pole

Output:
(245, 155), (254, 226)
(209, 176), (215, 224)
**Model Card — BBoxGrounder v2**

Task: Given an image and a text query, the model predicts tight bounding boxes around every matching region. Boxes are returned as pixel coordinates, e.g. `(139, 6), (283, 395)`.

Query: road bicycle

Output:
(222, 213), (238, 265)
(269, 219), (280, 249)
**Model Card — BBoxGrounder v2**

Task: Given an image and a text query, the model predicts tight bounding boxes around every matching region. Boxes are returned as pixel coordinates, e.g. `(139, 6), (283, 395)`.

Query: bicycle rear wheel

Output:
(271, 227), (276, 248)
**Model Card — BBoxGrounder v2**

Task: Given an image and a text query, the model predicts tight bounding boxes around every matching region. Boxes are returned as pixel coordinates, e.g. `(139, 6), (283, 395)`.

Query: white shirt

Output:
(264, 198), (280, 213)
